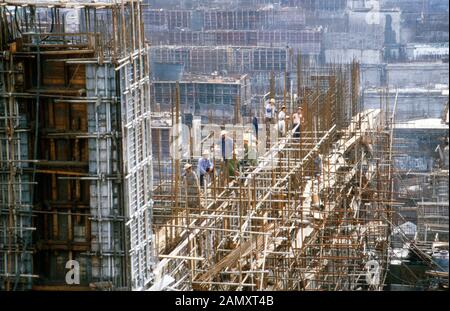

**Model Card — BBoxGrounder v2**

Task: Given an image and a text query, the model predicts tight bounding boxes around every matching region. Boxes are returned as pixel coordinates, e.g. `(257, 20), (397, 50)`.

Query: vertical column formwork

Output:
(86, 64), (125, 285)
(119, 47), (154, 290)
(115, 0), (155, 290)
(0, 56), (33, 290)
(0, 0), (154, 290)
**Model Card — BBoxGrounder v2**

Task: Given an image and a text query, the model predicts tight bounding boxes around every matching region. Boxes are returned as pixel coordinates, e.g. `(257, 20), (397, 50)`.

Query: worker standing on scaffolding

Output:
(278, 105), (288, 137)
(182, 163), (201, 212)
(312, 150), (324, 212)
(264, 98), (276, 147)
(219, 130), (234, 181)
(292, 106), (303, 139)
(252, 115), (259, 141)
(313, 150), (323, 186)
(265, 98), (277, 124)
(198, 150), (213, 190)
(240, 134), (257, 170)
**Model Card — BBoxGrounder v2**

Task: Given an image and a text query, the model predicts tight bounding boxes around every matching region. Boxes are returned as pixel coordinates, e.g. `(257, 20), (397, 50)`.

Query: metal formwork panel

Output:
(86, 63), (125, 284)
(119, 48), (154, 290)
(0, 56), (33, 291)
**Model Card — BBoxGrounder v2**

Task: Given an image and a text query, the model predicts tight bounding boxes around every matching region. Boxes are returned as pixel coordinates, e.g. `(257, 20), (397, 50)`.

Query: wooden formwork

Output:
(150, 65), (394, 291)
(0, 0), (154, 291)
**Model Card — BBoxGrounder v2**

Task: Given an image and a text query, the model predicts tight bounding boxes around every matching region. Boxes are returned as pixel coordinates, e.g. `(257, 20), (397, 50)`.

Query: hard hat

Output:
(281, 105), (286, 109)
(184, 163), (192, 170)
(202, 150), (210, 156)
(270, 98), (275, 103)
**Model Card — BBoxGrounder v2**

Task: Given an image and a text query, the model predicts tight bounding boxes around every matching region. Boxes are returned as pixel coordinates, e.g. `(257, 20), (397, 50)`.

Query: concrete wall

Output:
(363, 89), (448, 121)
(325, 49), (382, 64)
(347, 9), (401, 44)
(360, 62), (449, 88)
(361, 64), (384, 87)
(387, 63), (449, 87)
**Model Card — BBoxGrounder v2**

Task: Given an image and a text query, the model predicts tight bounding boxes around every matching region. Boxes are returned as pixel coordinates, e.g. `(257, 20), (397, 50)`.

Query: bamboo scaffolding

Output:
(150, 64), (395, 291)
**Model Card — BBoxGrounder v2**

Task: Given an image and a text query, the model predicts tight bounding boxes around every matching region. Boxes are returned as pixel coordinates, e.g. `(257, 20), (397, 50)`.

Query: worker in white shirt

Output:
(278, 105), (288, 137)
(264, 98), (276, 148)
(264, 98), (277, 124)
(292, 106), (303, 139)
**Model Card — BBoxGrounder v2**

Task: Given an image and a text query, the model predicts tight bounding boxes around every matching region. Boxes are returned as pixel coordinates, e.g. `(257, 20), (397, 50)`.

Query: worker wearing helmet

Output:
(198, 150), (213, 188)
(264, 98), (277, 148)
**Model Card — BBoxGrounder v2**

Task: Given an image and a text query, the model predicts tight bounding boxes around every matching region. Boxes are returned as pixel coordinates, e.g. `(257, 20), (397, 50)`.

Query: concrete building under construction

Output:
(0, 0), (448, 292)
(0, 0), (154, 291)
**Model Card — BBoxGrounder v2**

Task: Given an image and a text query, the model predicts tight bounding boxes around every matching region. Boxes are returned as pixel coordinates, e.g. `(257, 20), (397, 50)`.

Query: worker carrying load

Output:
(182, 163), (201, 211)
(198, 150), (213, 188)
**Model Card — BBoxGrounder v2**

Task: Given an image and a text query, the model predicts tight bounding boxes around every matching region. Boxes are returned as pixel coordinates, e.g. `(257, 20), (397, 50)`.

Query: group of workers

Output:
(181, 129), (250, 208)
(182, 98), (311, 210)
(265, 98), (304, 138)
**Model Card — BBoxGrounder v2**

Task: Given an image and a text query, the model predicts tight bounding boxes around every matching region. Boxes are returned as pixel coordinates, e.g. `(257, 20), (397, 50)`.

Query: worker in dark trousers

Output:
(252, 115), (259, 141)
(292, 106), (303, 139)
(219, 130), (234, 183)
(198, 150), (213, 189)
(264, 98), (276, 148)
(313, 151), (323, 186)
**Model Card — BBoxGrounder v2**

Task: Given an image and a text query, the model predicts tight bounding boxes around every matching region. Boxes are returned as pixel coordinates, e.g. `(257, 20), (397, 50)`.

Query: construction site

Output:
(0, 0), (448, 292)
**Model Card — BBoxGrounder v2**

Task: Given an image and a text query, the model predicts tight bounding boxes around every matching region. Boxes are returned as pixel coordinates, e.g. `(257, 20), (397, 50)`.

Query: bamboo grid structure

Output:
(0, 0), (401, 292)
(151, 63), (395, 291)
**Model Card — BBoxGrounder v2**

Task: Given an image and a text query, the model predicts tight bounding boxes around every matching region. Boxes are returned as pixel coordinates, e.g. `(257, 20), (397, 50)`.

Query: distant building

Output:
(151, 74), (252, 123)
(405, 43), (449, 62)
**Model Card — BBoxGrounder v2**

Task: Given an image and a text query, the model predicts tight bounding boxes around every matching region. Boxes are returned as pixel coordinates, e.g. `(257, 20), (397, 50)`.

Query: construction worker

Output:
(292, 106), (303, 138)
(182, 163), (200, 210)
(219, 130), (234, 182)
(361, 134), (373, 157)
(264, 98), (277, 124)
(228, 158), (240, 178)
(220, 130), (233, 161)
(252, 115), (259, 140)
(313, 150), (323, 186)
(240, 134), (257, 170)
(265, 98), (276, 148)
(278, 105), (287, 137)
(198, 150), (213, 188)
